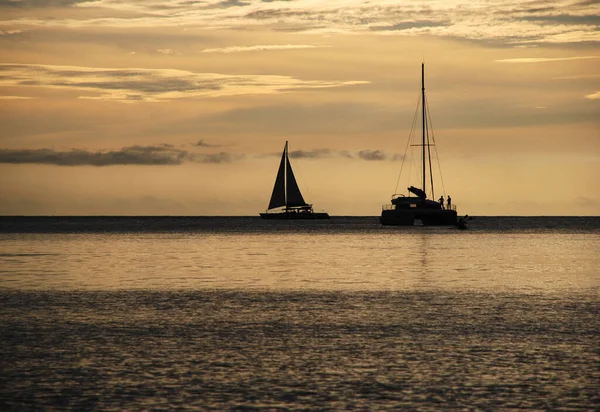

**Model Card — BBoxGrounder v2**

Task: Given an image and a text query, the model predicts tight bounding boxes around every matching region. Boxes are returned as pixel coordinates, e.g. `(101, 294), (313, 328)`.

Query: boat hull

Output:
(260, 211), (330, 220)
(380, 208), (457, 226)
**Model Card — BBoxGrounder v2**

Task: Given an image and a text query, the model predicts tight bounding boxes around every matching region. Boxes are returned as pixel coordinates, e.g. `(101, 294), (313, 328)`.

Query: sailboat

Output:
(260, 141), (330, 219)
(380, 63), (458, 226)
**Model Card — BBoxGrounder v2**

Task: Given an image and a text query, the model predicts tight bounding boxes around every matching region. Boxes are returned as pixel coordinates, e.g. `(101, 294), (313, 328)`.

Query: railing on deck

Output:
(382, 203), (457, 212)
(441, 204), (457, 211)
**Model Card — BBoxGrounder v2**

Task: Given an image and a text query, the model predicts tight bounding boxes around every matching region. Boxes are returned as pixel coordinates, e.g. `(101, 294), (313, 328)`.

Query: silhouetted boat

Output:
(260, 141), (330, 220)
(380, 63), (458, 226)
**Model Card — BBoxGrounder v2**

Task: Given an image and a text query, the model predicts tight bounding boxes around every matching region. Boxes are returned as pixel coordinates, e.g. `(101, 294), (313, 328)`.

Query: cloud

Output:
(288, 148), (333, 159)
(202, 44), (322, 53)
(0, 145), (238, 166)
(269, 148), (400, 161)
(0, 0), (94, 7)
(2, 0), (598, 45)
(584, 91), (600, 99)
(357, 149), (386, 161)
(495, 56), (600, 63)
(370, 20), (449, 32)
(0, 29), (23, 35)
(0, 95), (36, 99)
(520, 13), (600, 26)
(199, 152), (236, 163)
(573, 0), (600, 5)
(0, 145), (402, 166)
(192, 139), (222, 148)
(0, 63), (368, 102)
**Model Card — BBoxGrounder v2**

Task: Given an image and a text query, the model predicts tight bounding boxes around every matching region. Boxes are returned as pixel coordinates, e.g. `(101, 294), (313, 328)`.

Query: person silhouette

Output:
(439, 195), (444, 209)
(447, 195), (452, 210)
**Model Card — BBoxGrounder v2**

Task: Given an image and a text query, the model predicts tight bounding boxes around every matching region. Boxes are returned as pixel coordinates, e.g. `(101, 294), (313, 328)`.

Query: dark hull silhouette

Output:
(260, 211), (330, 220)
(380, 208), (457, 226)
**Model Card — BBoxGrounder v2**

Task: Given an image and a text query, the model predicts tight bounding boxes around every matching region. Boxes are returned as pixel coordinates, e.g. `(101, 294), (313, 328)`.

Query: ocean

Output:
(1, 216), (598, 410)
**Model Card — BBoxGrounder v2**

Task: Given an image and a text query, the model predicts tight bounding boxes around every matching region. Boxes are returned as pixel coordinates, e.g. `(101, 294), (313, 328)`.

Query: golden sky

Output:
(0, 0), (599, 216)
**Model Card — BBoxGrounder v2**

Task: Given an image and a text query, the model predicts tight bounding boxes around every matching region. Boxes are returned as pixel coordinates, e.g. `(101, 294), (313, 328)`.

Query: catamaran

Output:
(380, 64), (458, 226)
(260, 141), (329, 220)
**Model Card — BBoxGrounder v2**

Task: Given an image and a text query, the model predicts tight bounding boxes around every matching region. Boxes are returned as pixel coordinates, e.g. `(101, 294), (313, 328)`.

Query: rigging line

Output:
(408, 136), (422, 191)
(407, 144), (416, 187)
(394, 91), (421, 194)
(425, 95), (435, 200)
(426, 96), (447, 196)
(406, 128), (417, 188)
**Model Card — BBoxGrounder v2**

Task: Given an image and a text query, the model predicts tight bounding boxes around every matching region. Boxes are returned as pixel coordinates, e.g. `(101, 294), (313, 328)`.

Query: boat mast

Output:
(284, 140), (288, 211)
(421, 63), (426, 198)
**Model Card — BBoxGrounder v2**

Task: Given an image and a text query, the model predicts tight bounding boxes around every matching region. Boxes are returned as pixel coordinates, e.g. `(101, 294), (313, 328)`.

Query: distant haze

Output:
(1, 0), (599, 216)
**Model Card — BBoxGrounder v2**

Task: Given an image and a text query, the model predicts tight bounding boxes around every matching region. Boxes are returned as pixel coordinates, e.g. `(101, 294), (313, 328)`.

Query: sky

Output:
(0, 0), (599, 216)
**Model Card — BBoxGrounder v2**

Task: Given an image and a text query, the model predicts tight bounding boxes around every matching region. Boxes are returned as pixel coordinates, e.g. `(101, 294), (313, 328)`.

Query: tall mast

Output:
(421, 63), (426, 197)
(284, 140), (288, 210)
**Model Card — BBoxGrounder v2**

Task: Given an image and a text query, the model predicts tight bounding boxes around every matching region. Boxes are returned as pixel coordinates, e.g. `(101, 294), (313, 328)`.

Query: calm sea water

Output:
(1, 216), (598, 410)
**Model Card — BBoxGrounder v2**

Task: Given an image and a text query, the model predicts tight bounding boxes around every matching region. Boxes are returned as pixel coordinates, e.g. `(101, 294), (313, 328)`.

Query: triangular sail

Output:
(267, 149), (286, 210)
(285, 150), (307, 207)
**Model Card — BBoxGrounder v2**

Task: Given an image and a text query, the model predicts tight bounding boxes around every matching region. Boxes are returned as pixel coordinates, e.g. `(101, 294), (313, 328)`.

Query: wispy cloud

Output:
(2, 0), (598, 45)
(192, 139), (222, 148)
(0, 95), (36, 100)
(0, 0), (94, 8)
(0, 29), (23, 35)
(271, 148), (401, 161)
(288, 149), (334, 159)
(202, 44), (322, 53)
(0, 145), (402, 165)
(370, 20), (449, 32)
(0, 145), (238, 166)
(357, 149), (386, 161)
(157, 48), (177, 55)
(0, 63), (368, 102)
(584, 91), (600, 99)
(495, 56), (599, 63)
